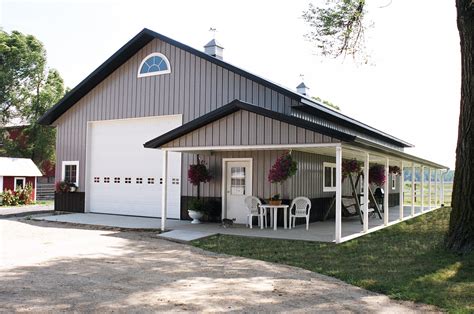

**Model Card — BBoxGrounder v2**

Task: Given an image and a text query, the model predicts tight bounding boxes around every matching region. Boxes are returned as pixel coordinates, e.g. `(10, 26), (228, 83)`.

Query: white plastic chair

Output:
(244, 196), (267, 229)
(289, 197), (312, 230)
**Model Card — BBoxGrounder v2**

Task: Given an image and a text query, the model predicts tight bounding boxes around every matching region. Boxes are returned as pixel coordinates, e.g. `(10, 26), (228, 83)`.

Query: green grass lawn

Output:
(193, 207), (473, 313)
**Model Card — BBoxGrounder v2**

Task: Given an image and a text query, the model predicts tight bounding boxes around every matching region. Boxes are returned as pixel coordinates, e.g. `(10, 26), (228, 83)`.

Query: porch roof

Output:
(143, 100), (355, 149)
(144, 101), (448, 170)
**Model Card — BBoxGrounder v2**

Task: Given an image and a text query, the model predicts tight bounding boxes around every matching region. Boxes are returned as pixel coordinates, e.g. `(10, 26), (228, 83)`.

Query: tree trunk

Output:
(446, 0), (474, 254)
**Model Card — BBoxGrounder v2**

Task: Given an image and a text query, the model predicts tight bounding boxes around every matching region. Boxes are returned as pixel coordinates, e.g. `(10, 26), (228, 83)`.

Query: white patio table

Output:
(259, 204), (289, 231)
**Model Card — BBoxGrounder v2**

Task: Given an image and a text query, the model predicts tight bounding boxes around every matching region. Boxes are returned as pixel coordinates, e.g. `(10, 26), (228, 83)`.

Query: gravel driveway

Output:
(0, 218), (438, 312)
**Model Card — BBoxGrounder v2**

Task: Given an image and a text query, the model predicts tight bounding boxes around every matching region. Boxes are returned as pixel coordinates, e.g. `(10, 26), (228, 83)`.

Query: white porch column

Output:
(384, 157), (389, 226)
(411, 164), (415, 216)
(335, 146), (342, 243)
(435, 170), (438, 208)
(441, 170), (445, 206)
(399, 161), (404, 220)
(428, 168), (432, 209)
(363, 152), (369, 232)
(161, 150), (169, 231)
(420, 166), (424, 212)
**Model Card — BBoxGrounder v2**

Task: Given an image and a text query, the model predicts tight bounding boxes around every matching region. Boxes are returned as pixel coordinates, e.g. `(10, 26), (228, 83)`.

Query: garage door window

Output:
(62, 161), (79, 187)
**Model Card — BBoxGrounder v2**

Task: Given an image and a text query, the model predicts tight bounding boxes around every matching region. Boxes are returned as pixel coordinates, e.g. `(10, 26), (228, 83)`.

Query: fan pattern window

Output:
(138, 53), (171, 78)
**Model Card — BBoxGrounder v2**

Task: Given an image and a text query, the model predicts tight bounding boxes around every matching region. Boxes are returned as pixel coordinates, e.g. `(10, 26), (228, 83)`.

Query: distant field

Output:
(403, 182), (453, 207)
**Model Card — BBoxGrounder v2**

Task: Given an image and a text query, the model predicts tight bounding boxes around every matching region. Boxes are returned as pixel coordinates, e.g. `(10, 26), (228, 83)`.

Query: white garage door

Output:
(86, 115), (182, 218)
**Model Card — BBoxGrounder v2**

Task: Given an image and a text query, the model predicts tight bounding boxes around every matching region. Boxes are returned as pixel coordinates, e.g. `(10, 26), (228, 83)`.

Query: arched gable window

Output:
(137, 52), (171, 78)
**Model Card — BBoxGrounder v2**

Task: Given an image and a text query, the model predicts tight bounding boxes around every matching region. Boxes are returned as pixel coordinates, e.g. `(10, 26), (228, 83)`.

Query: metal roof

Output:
(38, 28), (412, 148)
(143, 100), (356, 148)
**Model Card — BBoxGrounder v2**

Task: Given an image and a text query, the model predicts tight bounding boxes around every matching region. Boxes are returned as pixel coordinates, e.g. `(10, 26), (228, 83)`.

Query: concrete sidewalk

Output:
(0, 203), (54, 218)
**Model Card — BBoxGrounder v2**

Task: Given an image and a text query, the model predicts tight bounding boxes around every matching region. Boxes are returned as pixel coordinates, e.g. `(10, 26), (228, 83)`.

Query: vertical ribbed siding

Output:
(55, 38), (305, 192)
(54, 37), (401, 198)
(187, 150), (339, 199)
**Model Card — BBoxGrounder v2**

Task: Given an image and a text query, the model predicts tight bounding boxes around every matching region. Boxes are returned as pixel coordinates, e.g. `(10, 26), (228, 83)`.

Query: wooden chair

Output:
(289, 197), (312, 230)
(244, 196), (266, 229)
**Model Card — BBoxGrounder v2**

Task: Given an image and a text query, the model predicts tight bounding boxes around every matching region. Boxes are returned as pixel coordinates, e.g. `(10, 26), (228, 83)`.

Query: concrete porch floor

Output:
(36, 205), (436, 243)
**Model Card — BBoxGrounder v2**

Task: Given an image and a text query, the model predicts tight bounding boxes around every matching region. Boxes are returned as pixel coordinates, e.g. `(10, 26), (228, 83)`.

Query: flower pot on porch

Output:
(268, 200), (282, 206)
(188, 210), (203, 224)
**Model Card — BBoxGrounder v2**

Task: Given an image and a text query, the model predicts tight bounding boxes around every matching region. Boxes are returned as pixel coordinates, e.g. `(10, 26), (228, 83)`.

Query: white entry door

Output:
(225, 159), (252, 224)
(86, 115), (182, 218)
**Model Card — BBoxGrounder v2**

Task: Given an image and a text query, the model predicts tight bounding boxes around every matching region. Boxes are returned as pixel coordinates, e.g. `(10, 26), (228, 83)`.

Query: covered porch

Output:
(158, 142), (448, 243)
(144, 101), (449, 243)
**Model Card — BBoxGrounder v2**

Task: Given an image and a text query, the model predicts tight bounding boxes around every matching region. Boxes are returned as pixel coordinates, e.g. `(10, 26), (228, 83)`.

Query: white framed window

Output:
(323, 162), (337, 192)
(137, 52), (171, 78)
(391, 175), (396, 190)
(125, 177), (131, 184)
(93, 177), (100, 183)
(104, 177), (110, 183)
(136, 178), (143, 184)
(62, 161), (79, 187)
(14, 177), (26, 191)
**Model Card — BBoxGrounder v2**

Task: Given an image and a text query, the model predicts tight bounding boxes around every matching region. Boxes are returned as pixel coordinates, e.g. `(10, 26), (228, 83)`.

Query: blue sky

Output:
(1, 0), (460, 168)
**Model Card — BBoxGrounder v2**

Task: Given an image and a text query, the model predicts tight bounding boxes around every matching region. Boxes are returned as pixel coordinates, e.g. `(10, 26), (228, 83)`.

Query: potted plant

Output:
(267, 152), (298, 205)
(55, 181), (78, 193)
(187, 155), (212, 224)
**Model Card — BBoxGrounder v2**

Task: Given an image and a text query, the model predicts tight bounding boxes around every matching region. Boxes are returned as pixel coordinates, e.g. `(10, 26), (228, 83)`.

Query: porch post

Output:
(335, 146), (342, 243)
(399, 161), (404, 220)
(363, 152), (369, 232)
(435, 170), (438, 208)
(420, 166), (424, 212)
(428, 168), (432, 209)
(441, 170), (445, 206)
(161, 150), (169, 231)
(411, 164), (415, 216)
(384, 157), (389, 226)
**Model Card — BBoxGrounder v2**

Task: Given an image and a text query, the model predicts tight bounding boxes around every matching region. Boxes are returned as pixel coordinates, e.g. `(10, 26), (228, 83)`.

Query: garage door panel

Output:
(87, 116), (182, 218)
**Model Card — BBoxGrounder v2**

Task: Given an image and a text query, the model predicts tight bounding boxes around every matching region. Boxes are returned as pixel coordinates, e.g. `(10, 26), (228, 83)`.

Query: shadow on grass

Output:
(193, 207), (474, 313)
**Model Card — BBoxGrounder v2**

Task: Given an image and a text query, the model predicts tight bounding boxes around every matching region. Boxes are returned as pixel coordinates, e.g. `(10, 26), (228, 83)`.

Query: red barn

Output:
(0, 157), (43, 202)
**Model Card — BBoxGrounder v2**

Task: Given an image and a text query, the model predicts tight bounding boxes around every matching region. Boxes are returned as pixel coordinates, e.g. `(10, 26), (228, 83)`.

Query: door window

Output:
(230, 167), (246, 195)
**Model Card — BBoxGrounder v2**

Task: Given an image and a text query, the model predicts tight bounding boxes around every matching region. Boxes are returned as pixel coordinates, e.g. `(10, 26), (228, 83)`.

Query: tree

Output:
(0, 30), (65, 173)
(303, 0), (474, 253)
(312, 96), (341, 110)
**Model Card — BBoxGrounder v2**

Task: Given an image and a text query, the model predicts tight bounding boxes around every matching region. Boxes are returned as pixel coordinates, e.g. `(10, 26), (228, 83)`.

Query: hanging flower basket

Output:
(389, 165), (402, 176)
(342, 159), (362, 180)
(369, 164), (386, 186)
(268, 152), (298, 184)
(267, 152), (298, 202)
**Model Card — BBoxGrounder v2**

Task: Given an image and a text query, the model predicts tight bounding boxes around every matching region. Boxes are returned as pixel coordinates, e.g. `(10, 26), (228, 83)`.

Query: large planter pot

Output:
(188, 210), (203, 224)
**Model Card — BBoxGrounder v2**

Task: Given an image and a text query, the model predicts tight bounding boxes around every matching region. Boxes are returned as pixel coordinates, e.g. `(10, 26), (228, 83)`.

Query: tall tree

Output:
(446, 0), (474, 254)
(303, 0), (474, 253)
(0, 30), (65, 172)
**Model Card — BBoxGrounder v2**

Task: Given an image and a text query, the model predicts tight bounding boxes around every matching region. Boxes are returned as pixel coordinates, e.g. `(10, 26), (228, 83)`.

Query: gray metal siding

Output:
(162, 110), (339, 148)
(182, 150), (338, 200)
(54, 36), (400, 196)
(55, 38), (296, 191)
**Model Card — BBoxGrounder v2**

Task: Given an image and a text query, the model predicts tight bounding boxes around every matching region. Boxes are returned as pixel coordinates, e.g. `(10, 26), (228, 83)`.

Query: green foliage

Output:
(0, 30), (65, 171)
(2, 189), (20, 206)
(312, 96), (341, 110)
(1, 184), (33, 206)
(302, 0), (367, 59)
(188, 198), (206, 213)
(194, 208), (474, 313)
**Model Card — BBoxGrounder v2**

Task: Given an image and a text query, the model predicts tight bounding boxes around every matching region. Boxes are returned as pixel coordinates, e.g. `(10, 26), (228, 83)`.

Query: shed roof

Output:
(0, 157), (43, 177)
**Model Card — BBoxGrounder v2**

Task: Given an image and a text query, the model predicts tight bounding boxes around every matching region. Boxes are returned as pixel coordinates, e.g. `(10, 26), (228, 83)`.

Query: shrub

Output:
(17, 183), (33, 205)
(2, 190), (20, 206)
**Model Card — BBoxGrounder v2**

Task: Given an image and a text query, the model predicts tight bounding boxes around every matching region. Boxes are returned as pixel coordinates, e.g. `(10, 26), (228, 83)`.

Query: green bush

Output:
(1, 183), (34, 206)
(2, 190), (20, 206)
